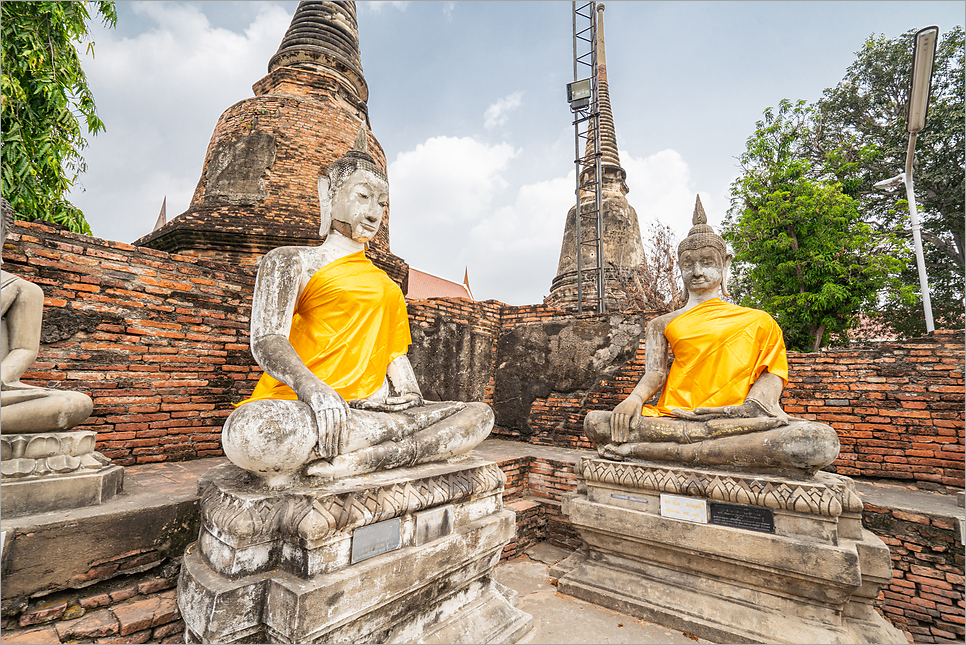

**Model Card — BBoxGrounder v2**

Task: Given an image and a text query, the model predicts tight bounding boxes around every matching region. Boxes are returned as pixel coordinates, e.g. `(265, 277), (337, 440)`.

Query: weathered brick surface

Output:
(18, 601), (67, 627)
(495, 456), (582, 560)
(2, 626), (61, 644)
(1, 562), (184, 645)
(3, 221), (258, 465)
(785, 333), (965, 490)
(864, 504), (965, 644)
(135, 65), (409, 289)
(10, 223), (957, 489)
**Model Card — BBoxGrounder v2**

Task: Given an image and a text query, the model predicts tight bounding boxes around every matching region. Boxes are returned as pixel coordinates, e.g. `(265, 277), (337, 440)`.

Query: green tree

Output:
(814, 27), (964, 336)
(1, 1), (116, 234)
(724, 99), (911, 352)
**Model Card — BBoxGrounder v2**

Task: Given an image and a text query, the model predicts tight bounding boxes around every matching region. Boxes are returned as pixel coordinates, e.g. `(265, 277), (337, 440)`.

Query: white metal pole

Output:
(903, 131), (935, 332)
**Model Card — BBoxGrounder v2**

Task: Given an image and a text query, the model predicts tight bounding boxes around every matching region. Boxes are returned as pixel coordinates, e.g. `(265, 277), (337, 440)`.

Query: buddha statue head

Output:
(318, 126), (389, 244)
(677, 195), (732, 298)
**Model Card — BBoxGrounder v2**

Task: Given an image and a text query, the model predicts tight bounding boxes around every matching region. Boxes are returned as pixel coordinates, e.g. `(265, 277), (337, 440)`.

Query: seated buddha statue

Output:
(221, 129), (492, 487)
(1, 199), (94, 434)
(583, 197), (839, 477)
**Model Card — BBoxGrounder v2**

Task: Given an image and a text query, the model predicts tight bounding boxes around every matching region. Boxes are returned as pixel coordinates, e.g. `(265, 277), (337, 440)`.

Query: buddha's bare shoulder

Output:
(259, 245), (314, 267)
(646, 309), (684, 334)
(259, 245), (340, 274)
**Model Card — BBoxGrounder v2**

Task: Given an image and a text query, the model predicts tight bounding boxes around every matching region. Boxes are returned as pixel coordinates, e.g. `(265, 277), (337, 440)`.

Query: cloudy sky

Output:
(68, 1), (962, 305)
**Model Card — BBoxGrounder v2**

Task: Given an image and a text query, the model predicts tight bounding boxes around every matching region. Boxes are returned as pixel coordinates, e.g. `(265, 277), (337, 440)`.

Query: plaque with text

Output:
(708, 501), (775, 534)
(660, 494), (707, 523)
(415, 505), (454, 545)
(351, 517), (402, 563)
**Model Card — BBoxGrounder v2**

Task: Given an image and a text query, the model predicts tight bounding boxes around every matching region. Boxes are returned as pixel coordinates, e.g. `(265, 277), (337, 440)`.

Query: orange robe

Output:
(241, 251), (411, 405)
(642, 298), (788, 417)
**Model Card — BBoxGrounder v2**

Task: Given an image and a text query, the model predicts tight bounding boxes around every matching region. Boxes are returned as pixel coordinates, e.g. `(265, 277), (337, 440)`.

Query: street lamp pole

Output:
(902, 130), (934, 333)
(875, 26), (939, 333)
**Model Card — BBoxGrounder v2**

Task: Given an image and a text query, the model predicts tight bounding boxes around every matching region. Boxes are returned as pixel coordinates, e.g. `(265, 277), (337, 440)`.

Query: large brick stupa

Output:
(136, 1), (408, 289)
(545, 4), (654, 312)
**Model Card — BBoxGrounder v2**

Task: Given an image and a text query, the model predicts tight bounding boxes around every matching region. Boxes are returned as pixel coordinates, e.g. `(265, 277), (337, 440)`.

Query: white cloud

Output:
(361, 2), (410, 14)
(483, 92), (523, 130)
(387, 135), (577, 305)
(621, 148), (719, 241)
(388, 136), (517, 224)
(463, 172), (576, 304)
(442, 2), (456, 20)
(68, 2), (293, 242)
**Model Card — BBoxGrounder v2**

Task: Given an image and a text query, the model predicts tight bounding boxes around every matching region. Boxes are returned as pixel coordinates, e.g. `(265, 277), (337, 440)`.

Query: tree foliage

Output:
(1, 1), (116, 234)
(724, 99), (911, 352)
(813, 26), (964, 336)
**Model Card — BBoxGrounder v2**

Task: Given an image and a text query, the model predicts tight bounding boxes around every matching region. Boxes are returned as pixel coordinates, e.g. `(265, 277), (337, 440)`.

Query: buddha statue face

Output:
(679, 246), (731, 297)
(320, 169), (389, 243)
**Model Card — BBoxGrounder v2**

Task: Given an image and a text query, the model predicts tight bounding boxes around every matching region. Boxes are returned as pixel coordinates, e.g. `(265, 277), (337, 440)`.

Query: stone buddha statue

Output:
(222, 129), (492, 487)
(584, 197), (839, 476)
(1, 199), (94, 435)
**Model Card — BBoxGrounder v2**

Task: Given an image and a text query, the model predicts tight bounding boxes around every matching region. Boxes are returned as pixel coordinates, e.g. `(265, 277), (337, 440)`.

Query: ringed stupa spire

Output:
(581, 4), (627, 195)
(268, 1), (368, 102)
(135, 1), (409, 290)
(546, 3), (649, 312)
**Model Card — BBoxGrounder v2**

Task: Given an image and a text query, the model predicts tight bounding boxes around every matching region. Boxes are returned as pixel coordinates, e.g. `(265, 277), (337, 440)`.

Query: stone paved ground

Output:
(494, 542), (710, 644)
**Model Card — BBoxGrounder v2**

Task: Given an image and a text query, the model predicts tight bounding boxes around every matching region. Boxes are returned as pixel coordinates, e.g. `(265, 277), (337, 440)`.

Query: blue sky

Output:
(68, 1), (963, 304)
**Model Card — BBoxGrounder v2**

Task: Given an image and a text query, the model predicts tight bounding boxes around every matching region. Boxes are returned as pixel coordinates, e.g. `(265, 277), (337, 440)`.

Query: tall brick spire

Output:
(580, 3), (627, 196)
(268, 1), (368, 102)
(135, 1), (409, 289)
(546, 3), (650, 312)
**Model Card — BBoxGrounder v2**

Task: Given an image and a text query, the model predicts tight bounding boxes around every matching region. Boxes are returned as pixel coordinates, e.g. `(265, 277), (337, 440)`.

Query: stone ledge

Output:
(1, 478), (200, 601)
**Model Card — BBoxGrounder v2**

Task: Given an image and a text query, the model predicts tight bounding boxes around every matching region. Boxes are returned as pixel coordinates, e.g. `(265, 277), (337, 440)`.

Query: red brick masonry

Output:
(3, 221), (963, 492)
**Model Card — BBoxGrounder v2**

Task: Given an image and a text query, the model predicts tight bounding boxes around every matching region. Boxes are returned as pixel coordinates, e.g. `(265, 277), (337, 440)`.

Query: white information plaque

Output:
(660, 494), (708, 523)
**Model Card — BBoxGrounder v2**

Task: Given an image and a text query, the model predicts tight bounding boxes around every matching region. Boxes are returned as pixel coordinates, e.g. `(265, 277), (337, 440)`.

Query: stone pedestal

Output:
(178, 457), (532, 643)
(552, 458), (906, 644)
(1, 431), (123, 518)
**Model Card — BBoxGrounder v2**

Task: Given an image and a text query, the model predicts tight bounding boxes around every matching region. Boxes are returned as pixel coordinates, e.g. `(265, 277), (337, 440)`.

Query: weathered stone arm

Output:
(249, 249), (349, 458)
(610, 314), (671, 442)
(1, 272), (44, 386)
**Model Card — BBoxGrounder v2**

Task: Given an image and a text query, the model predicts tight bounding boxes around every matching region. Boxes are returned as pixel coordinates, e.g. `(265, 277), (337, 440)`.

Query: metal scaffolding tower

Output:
(567, 1), (605, 314)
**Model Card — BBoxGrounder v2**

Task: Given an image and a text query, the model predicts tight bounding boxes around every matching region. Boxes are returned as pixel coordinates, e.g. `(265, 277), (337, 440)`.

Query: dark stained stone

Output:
(492, 315), (645, 435)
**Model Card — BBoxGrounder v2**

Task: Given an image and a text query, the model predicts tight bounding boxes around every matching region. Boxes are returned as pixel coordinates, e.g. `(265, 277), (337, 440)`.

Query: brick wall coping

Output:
(472, 439), (595, 465)
(853, 480), (964, 522)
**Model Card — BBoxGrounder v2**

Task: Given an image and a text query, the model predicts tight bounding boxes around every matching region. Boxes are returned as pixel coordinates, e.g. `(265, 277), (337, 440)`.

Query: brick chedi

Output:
(545, 4), (654, 312)
(135, 1), (408, 289)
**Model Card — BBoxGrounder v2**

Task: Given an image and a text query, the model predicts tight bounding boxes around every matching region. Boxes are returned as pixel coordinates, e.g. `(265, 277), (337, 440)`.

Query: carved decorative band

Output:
(578, 458), (847, 517)
(200, 462), (506, 544)
(0, 432), (106, 479)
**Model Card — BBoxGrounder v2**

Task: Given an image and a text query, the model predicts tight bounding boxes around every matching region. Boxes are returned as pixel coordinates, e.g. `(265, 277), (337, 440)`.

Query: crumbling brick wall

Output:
(3, 223), (963, 491)
(2, 221), (259, 466)
(863, 504), (965, 643)
(784, 333), (965, 491)
(0, 559), (185, 645)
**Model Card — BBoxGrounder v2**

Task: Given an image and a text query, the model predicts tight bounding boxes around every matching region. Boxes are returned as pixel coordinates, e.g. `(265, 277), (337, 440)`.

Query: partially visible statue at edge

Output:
(1, 199), (94, 434)
(584, 196), (839, 476)
(222, 128), (492, 487)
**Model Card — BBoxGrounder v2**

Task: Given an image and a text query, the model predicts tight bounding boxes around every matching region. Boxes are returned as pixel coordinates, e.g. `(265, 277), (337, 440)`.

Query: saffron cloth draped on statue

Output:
(642, 298), (788, 417)
(241, 251), (411, 405)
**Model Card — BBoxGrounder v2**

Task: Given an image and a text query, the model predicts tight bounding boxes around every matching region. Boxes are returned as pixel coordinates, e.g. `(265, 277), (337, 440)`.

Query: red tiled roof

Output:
(407, 268), (472, 300)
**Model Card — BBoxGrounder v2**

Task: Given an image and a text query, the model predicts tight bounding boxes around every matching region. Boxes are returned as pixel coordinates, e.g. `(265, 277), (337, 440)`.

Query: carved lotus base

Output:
(0, 431), (123, 518)
(551, 458), (906, 644)
(178, 457), (532, 643)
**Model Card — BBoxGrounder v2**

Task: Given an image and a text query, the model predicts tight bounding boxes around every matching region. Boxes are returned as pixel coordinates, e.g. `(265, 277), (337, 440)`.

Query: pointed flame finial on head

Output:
(678, 194), (726, 258)
(353, 124), (368, 154)
(322, 122), (386, 192)
(692, 194), (707, 226)
(318, 122), (387, 235)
